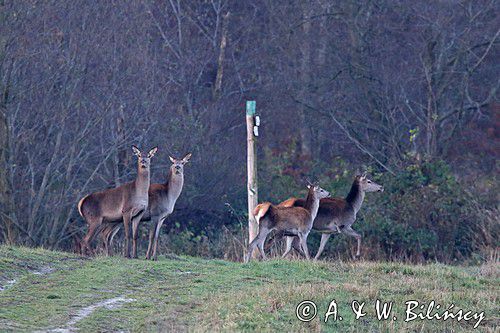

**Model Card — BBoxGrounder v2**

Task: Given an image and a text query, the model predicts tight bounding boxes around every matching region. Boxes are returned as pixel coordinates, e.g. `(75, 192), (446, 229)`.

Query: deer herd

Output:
(77, 145), (384, 262)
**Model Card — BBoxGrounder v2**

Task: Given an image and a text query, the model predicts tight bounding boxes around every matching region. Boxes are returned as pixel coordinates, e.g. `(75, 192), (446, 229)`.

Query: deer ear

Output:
(181, 153), (192, 163)
(147, 147), (158, 158)
(306, 184), (311, 189)
(169, 156), (176, 163)
(132, 145), (141, 157)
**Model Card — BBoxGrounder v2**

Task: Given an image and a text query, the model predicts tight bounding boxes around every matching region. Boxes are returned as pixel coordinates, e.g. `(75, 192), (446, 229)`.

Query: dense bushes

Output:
(359, 161), (498, 263)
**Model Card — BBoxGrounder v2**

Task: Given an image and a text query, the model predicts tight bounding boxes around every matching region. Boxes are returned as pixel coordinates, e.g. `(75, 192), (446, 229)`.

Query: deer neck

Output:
(166, 169), (184, 201)
(304, 190), (320, 220)
(135, 168), (150, 194)
(345, 181), (365, 214)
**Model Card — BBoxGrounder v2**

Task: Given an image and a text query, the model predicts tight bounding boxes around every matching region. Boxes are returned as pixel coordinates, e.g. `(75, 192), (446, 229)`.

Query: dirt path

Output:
(49, 297), (135, 333)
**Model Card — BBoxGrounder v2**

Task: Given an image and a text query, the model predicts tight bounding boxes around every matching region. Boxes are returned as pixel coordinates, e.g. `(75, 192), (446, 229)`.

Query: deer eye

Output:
(367, 180), (372, 183)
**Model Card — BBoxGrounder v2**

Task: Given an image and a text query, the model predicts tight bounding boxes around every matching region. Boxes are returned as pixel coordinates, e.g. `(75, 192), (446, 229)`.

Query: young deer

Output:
(280, 174), (383, 259)
(245, 184), (330, 263)
(100, 153), (191, 260)
(77, 146), (157, 258)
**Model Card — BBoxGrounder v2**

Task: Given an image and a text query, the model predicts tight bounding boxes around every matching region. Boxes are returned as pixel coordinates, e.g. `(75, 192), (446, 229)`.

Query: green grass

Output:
(0, 246), (498, 332)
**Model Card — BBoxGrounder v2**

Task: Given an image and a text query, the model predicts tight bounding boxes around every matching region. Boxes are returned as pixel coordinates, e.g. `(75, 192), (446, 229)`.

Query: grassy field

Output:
(0, 246), (498, 332)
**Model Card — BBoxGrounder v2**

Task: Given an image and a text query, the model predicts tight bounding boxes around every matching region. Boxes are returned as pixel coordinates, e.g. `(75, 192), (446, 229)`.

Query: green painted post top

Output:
(246, 100), (256, 116)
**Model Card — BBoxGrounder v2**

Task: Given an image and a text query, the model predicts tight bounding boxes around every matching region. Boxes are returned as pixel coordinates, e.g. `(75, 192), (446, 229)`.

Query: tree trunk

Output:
(0, 83), (15, 244)
(114, 104), (127, 186)
(298, 3), (312, 158)
(213, 11), (230, 100)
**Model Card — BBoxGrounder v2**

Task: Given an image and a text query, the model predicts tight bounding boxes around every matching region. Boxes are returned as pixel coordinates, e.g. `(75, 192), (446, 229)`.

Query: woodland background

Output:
(0, 0), (498, 263)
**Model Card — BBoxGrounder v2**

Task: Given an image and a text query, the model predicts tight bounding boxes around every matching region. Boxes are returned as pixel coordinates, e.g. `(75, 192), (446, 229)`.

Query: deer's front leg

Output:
(314, 233), (332, 260)
(151, 216), (166, 261)
(298, 232), (311, 260)
(123, 211), (132, 258)
(341, 226), (362, 257)
(131, 210), (145, 259)
(146, 221), (157, 260)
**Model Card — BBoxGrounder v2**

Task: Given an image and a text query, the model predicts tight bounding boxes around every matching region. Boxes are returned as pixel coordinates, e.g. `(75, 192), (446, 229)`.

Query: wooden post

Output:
(246, 101), (258, 257)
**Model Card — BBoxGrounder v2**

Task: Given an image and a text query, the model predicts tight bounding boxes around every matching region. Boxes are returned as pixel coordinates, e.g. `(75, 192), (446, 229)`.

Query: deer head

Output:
(356, 173), (384, 192)
(132, 145), (158, 171)
(169, 153), (192, 175)
(307, 183), (330, 199)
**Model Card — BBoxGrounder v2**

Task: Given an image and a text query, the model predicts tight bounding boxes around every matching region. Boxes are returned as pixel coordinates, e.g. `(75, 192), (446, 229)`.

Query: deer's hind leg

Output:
(245, 225), (271, 263)
(108, 224), (121, 255)
(81, 216), (103, 256)
(292, 236), (305, 257)
(282, 236), (294, 258)
(102, 223), (120, 256)
(100, 224), (111, 255)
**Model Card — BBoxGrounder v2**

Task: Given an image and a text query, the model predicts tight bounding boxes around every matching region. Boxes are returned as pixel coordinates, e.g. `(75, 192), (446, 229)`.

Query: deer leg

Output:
(314, 233), (332, 260)
(151, 217), (166, 261)
(123, 212), (132, 258)
(245, 238), (258, 263)
(244, 226), (270, 263)
(109, 224), (120, 255)
(100, 224), (113, 256)
(282, 236), (294, 258)
(146, 221), (157, 260)
(105, 224), (121, 256)
(131, 211), (144, 259)
(256, 233), (269, 261)
(298, 232), (310, 260)
(81, 217), (102, 256)
(342, 226), (362, 257)
(292, 236), (305, 257)
(101, 225), (110, 255)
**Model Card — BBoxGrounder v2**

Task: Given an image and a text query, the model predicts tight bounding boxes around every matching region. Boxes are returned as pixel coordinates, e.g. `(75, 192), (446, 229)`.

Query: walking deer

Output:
(100, 153), (191, 260)
(77, 146), (158, 258)
(245, 184), (330, 263)
(278, 173), (383, 259)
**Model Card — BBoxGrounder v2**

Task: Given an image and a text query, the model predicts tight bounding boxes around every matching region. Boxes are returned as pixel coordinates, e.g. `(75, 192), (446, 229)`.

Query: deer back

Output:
(262, 205), (313, 232)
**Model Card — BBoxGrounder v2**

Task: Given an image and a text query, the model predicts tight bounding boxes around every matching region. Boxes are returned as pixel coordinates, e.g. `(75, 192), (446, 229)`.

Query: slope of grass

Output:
(0, 246), (498, 332)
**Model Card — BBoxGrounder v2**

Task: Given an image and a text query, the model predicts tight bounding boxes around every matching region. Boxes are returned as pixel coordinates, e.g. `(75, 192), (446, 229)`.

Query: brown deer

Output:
(99, 153), (191, 260)
(277, 174), (383, 259)
(245, 184), (330, 263)
(77, 145), (157, 258)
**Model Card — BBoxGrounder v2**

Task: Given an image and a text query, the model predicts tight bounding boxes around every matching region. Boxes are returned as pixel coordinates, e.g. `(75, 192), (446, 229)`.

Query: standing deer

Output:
(77, 145), (158, 258)
(245, 184), (330, 263)
(100, 153), (191, 260)
(276, 174), (383, 259)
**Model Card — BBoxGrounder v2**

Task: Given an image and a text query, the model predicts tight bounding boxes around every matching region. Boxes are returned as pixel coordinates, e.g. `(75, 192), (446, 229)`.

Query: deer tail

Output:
(253, 202), (272, 224)
(77, 195), (88, 218)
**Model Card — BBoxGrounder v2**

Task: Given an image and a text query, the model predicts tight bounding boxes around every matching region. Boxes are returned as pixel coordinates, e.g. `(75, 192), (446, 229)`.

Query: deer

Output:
(99, 153), (191, 260)
(77, 145), (158, 258)
(245, 183), (330, 263)
(275, 173), (383, 259)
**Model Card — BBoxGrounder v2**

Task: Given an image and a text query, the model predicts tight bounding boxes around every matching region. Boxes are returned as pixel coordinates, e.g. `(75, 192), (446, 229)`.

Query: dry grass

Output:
(0, 246), (498, 332)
